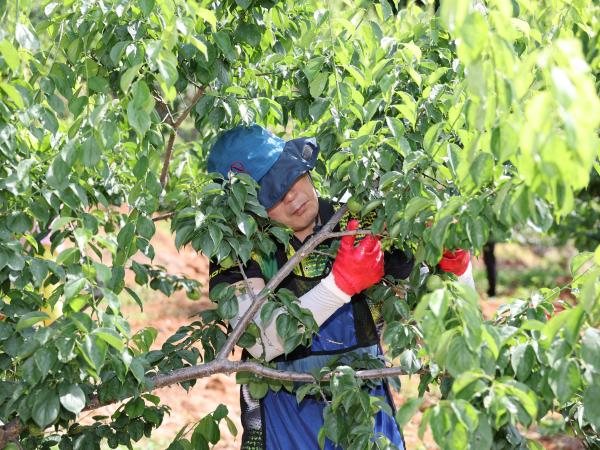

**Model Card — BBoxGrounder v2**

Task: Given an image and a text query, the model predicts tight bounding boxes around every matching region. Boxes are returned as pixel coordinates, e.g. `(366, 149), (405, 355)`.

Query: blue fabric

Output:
(207, 124), (285, 182)
(207, 125), (319, 208)
(310, 302), (358, 352)
(262, 382), (405, 450)
(258, 137), (319, 208)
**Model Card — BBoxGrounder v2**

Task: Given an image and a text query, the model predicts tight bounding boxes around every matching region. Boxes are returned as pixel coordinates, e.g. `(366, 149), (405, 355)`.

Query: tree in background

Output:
(0, 0), (599, 448)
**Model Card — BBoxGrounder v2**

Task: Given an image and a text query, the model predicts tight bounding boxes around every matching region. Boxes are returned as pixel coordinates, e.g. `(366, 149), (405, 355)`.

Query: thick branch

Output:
(0, 359), (417, 446)
(215, 205), (348, 360)
(159, 87), (205, 187)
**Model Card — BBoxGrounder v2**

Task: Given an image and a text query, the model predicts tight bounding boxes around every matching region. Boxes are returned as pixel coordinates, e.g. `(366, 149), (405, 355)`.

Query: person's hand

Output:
(439, 249), (470, 276)
(332, 219), (384, 296)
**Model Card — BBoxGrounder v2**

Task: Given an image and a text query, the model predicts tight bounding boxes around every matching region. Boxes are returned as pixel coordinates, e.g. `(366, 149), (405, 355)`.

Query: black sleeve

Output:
(384, 248), (414, 280)
(208, 258), (264, 290)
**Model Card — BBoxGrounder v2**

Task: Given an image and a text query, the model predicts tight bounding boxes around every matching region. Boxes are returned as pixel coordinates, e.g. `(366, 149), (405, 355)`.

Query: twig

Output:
(152, 212), (176, 222)
(160, 87), (205, 187)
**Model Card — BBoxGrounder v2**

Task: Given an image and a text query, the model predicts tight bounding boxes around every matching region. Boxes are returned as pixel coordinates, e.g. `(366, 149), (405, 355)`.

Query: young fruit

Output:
(346, 196), (362, 214)
(425, 274), (444, 291)
(220, 256), (236, 269)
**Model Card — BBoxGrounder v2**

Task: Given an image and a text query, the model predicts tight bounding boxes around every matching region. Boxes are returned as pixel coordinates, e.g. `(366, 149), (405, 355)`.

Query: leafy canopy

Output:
(0, 0), (599, 448)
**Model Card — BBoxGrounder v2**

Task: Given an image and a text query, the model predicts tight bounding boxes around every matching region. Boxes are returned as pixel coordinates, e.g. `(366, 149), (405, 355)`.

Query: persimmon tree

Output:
(0, 0), (599, 449)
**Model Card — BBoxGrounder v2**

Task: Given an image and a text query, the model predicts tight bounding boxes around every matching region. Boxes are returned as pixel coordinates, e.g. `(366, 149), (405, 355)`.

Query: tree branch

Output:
(160, 87), (205, 187)
(0, 358), (418, 446)
(151, 211), (176, 222)
(214, 205), (348, 360)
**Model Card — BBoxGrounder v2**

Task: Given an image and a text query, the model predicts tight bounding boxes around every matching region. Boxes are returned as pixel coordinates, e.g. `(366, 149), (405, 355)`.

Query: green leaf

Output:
(46, 156), (70, 190)
(0, 83), (25, 109)
(224, 415), (238, 437)
(510, 344), (534, 381)
(120, 65), (141, 94)
(213, 31), (236, 62)
(197, 8), (217, 30)
(15, 23), (39, 51)
(80, 334), (108, 372)
(309, 98), (329, 121)
(260, 301), (279, 324)
(34, 347), (57, 377)
(64, 278), (86, 301)
(125, 287), (144, 311)
(549, 359), (581, 404)
(191, 426), (209, 450)
(16, 312), (50, 331)
(217, 294), (238, 320)
(157, 50), (179, 89)
(197, 416), (220, 444)
(582, 328), (600, 372)
(470, 153), (494, 188)
(237, 214), (257, 237)
(570, 252), (594, 276)
(117, 222), (135, 249)
(87, 76), (109, 93)
(128, 80), (154, 136)
(32, 389), (60, 428)
(130, 356), (146, 383)
(440, 0), (470, 32)
(128, 102), (151, 137)
(583, 385), (600, 429)
(136, 215), (156, 239)
(249, 381), (269, 399)
(59, 384), (86, 414)
(446, 336), (477, 377)
(472, 414), (493, 450)
(93, 328), (124, 351)
(457, 12), (488, 63)
(310, 72), (328, 98)
(81, 136), (101, 167)
(395, 397), (423, 427)
(0, 39), (20, 71)
(139, 0), (155, 16)
(124, 397), (145, 418)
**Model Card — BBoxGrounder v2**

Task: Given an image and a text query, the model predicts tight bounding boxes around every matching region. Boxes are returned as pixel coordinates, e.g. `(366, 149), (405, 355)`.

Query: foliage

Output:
(0, 0), (599, 449)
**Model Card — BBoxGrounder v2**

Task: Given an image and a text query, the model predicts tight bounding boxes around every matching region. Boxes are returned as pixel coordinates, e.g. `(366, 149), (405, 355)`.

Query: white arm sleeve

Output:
(229, 273), (350, 362)
(457, 261), (475, 289)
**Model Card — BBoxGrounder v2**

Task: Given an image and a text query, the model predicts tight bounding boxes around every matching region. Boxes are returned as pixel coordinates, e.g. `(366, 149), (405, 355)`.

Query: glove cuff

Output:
(332, 265), (357, 296)
(321, 273), (352, 303)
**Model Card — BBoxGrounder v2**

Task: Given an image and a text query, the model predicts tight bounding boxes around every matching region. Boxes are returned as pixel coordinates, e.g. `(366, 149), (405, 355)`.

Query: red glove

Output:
(439, 249), (470, 276)
(332, 219), (384, 296)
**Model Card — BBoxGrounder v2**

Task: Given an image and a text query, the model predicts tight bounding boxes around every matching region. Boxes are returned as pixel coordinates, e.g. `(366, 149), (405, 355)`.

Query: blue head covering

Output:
(207, 124), (319, 209)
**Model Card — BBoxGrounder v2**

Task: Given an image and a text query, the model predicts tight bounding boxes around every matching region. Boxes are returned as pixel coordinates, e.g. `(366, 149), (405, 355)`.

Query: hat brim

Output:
(258, 137), (319, 209)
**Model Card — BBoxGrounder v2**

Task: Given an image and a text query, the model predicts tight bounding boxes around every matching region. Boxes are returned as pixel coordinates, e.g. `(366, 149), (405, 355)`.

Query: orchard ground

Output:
(91, 221), (584, 449)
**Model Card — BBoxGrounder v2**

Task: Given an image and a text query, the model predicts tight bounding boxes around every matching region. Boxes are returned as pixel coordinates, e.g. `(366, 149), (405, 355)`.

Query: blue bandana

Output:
(207, 125), (319, 209)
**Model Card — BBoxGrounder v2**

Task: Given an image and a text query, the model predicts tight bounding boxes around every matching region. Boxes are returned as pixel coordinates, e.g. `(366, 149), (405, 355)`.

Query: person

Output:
(207, 125), (473, 450)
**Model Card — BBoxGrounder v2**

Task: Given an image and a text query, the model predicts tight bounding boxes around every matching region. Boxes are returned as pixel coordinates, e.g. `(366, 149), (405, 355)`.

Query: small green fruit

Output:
(425, 274), (444, 291)
(347, 196), (362, 214)
(220, 256), (235, 269)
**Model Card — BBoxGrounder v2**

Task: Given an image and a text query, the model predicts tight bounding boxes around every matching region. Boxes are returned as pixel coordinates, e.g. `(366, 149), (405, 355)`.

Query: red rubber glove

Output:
(332, 219), (385, 296)
(439, 249), (470, 276)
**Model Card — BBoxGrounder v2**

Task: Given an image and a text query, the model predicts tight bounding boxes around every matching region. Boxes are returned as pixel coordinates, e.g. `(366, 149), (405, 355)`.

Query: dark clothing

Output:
(209, 198), (413, 449)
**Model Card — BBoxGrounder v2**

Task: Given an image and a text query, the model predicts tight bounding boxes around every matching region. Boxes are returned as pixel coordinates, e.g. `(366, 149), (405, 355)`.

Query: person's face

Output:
(267, 174), (319, 239)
